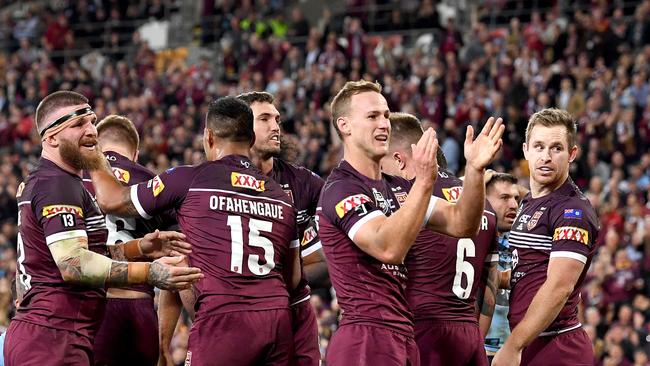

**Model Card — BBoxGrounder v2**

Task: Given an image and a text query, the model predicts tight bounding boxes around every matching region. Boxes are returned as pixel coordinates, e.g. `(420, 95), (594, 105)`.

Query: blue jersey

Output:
(485, 233), (512, 355)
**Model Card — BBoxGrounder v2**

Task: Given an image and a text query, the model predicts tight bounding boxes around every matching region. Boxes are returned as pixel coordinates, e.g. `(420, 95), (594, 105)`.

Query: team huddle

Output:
(4, 80), (599, 366)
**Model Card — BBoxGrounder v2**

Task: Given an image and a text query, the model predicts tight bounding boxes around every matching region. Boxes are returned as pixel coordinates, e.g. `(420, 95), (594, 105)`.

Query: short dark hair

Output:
(35, 91), (88, 134)
(525, 108), (577, 148)
(96, 115), (139, 152)
(486, 172), (518, 191)
(330, 80), (382, 138)
(205, 97), (254, 143)
(236, 91), (275, 106)
(389, 112), (448, 169)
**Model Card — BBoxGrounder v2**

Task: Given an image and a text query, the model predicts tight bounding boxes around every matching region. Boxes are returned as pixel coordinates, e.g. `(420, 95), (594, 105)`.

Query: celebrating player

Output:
(482, 172), (521, 362)
(85, 115), (181, 366)
(492, 108), (600, 366)
(317, 80), (504, 365)
(381, 112), (499, 366)
(88, 96), (302, 365)
(4, 91), (202, 366)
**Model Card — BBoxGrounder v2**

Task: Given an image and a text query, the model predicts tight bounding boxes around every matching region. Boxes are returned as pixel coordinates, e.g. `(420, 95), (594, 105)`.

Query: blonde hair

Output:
(525, 108), (577, 148)
(330, 80), (382, 138)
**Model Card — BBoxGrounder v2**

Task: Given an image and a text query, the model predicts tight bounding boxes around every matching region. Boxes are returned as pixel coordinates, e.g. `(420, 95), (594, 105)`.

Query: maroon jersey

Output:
(130, 155), (298, 317)
(317, 160), (439, 336)
(508, 178), (599, 332)
(267, 158), (324, 304)
(407, 169), (498, 323)
(84, 151), (176, 296)
(14, 158), (108, 339)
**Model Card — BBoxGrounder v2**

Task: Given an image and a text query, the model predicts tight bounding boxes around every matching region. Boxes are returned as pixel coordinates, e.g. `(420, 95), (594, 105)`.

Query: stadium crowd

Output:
(0, 0), (649, 365)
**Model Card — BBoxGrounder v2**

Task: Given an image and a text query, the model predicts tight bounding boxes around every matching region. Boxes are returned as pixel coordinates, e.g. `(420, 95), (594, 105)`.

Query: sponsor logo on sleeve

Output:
(42, 205), (84, 218)
(112, 167), (130, 184)
(16, 182), (25, 198)
(301, 225), (317, 246)
(563, 208), (583, 219)
(231, 172), (265, 192)
(151, 175), (165, 197)
(283, 189), (294, 203)
(394, 192), (408, 207)
(442, 186), (463, 203)
(335, 194), (372, 218)
(553, 226), (589, 245)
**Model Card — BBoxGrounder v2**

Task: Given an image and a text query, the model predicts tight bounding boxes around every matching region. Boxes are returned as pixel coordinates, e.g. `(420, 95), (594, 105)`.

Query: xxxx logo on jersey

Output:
(442, 186), (463, 203)
(42, 205), (84, 218)
(301, 225), (317, 246)
(112, 168), (130, 184)
(335, 194), (371, 218)
(231, 172), (265, 192)
(553, 226), (589, 245)
(151, 176), (165, 197)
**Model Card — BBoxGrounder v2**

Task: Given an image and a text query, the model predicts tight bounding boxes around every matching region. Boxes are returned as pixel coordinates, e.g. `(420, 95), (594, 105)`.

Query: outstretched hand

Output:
(148, 255), (203, 290)
(139, 230), (193, 260)
(410, 127), (439, 186)
(464, 117), (505, 171)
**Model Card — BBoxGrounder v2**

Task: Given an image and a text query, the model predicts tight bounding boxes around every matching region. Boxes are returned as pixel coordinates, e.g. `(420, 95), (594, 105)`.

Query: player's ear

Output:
(249, 131), (256, 148)
(393, 152), (406, 171)
(522, 142), (528, 160)
(133, 149), (139, 162)
(337, 117), (351, 136)
(44, 134), (59, 148)
(568, 145), (578, 163)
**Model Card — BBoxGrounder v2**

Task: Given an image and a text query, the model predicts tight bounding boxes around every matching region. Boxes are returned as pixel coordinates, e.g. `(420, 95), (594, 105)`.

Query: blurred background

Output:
(0, 0), (649, 365)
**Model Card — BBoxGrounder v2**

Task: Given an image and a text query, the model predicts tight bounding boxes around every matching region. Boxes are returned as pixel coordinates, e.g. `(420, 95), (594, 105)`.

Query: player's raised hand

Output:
(410, 127), (439, 186)
(148, 255), (203, 290)
(139, 229), (193, 259)
(491, 343), (522, 366)
(464, 117), (505, 171)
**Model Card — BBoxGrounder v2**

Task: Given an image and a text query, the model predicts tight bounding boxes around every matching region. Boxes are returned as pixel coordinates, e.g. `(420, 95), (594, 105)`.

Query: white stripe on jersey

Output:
(348, 210), (384, 242)
(301, 241), (322, 258)
(549, 251), (587, 263)
(46, 230), (87, 245)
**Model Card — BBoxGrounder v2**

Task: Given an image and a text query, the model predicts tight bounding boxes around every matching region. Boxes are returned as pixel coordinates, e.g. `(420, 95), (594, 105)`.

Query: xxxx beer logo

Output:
(112, 168), (130, 184)
(231, 172), (265, 192)
(16, 182), (25, 198)
(335, 194), (371, 218)
(553, 226), (589, 245)
(151, 176), (165, 197)
(42, 205), (84, 218)
(442, 186), (463, 203)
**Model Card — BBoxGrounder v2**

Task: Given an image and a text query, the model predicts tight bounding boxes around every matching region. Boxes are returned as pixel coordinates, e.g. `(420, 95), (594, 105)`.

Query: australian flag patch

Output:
(564, 209), (583, 219)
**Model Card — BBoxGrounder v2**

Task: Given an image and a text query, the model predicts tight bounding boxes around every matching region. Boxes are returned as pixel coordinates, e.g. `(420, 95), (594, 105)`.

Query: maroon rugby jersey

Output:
(15, 158), (108, 339)
(407, 169), (498, 323)
(267, 158), (324, 304)
(508, 178), (599, 332)
(130, 155), (298, 317)
(84, 151), (177, 296)
(318, 160), (439, 336)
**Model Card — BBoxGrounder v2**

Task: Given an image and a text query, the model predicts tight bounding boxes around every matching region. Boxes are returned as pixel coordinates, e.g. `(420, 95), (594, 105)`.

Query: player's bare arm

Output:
(352, 128), (439, 264)
(478, 260), (499, 337)
(111, 230), (192, 261)
(49, 237), (203, 290)
(284, 246), (302, 291)
(158, 289), (184, 366)
(303, 248), (330, 288)
(427, 117), (505, 237)
(89, 158), (139, 216)
(492, 257), (585, 366)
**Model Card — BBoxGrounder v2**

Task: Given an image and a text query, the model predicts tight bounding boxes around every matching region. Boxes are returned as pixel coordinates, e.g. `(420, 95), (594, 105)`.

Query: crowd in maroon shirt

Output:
(0, 0), (649, 364)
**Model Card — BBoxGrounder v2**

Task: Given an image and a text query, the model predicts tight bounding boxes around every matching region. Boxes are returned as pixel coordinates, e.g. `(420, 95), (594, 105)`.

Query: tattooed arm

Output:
(88, 159), (139, 217)
(478, 260), (499, 338)
(49, 237), (203, 289)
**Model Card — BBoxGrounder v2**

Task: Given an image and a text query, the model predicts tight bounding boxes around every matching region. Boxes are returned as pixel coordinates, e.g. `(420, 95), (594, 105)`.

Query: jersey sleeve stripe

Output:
(130, 184), (153, 219)
(348, 210), (384, 242)
(301, 241), (322, 258)
(549, 251), (587, 264)
(290, 239), (300, 248)
(45, 230), (87, 245)
(423, 196), (438, 227)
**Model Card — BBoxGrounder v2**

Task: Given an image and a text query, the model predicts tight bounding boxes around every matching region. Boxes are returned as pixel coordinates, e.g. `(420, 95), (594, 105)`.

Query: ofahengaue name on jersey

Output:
(208, 192), (286, 220)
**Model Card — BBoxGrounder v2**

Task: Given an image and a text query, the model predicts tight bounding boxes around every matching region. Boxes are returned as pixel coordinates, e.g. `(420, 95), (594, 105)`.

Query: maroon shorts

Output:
(186, 309), (293, 366)
(94, 298), (158, 366)
(326, 324), (419, 366)
(4, 320), (93, 365)
(291, 299), (320, 366)
(415, 320), (488, 366)
(522, 328), (593, 366)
